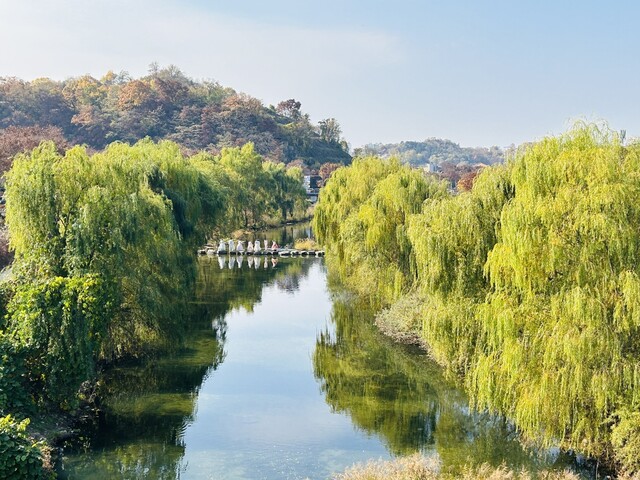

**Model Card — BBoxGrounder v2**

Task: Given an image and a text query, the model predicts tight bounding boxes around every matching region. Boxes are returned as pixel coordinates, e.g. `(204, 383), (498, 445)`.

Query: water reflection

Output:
(60, 254), (315, 479)
(253, 223), (314, 249)
(60, 309), (226, 479)
(313, 294), (591, 476)
(59, 220), (592, 479)
(216, 254), (284, 272)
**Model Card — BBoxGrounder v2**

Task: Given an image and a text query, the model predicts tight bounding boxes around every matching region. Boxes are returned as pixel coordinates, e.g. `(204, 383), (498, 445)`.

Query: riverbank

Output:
(312, 127), (640, 477)
(228, 207), (314, 239)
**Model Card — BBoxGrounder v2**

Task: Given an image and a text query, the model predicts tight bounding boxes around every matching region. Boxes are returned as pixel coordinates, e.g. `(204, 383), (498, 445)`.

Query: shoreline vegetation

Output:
(2, 121), (639, 478)
(314, 123), (640, 478)
(0, 138), (309, 478)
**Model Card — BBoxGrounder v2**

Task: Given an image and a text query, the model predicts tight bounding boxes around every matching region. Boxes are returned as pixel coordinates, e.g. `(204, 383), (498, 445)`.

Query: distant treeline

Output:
(314, 123), (640, 477)
(358, 138), (504, 167)
(0, 65), (351, 170)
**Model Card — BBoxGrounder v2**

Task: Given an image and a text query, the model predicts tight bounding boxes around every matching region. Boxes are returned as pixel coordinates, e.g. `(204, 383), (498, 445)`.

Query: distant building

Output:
(304, 174), (322, 203)
(423, 163), (440, 173)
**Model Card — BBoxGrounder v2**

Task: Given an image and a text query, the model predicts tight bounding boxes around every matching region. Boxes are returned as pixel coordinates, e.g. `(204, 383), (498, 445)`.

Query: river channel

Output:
(59, 225), (592, 479)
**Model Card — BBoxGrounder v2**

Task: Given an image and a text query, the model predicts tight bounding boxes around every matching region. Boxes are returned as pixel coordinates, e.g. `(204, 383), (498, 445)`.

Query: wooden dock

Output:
(198, 246), (324, 257)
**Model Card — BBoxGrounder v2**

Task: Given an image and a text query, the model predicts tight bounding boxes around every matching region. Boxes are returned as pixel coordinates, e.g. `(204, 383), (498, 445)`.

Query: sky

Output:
(0, 0), (638, 148)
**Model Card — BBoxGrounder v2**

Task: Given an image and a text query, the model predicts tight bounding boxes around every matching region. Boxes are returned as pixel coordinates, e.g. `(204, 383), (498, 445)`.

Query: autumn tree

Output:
(0, 69), (352, 169)
(0, 125), (69, 176)
(276, 99), (302, 120)
(456, 169), (481, 191)
(319, 162), (341, 181)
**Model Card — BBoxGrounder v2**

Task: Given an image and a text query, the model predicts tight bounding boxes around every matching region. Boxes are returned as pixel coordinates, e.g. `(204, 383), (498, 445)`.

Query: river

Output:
(58, 225), (592, 479)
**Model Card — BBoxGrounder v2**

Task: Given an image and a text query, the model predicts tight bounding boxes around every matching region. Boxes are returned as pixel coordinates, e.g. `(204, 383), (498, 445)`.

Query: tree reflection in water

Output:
(313, 294), (584, 475)
(59, 256), (314, 479)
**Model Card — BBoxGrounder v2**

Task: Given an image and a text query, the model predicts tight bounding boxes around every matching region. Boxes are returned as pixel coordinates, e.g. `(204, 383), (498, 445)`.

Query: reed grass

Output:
(294, 237), (319, 250)
(332, 455), (582, 480)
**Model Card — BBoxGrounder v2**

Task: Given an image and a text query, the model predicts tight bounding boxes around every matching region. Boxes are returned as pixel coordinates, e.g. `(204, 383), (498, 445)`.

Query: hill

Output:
(356, 138), (504, 167)
(0, 65), (351, 169)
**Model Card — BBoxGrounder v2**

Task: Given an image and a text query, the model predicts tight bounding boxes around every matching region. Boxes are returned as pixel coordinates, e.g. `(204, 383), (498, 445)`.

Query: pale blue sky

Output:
(0, 0), (637, 148)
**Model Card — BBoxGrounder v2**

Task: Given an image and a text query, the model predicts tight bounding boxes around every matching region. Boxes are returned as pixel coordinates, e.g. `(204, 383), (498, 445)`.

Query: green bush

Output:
(0, 336), (30, 413)
(611, 410), (640, 477)
(6, 275), (113, 409)
(0, 415), (52, 480)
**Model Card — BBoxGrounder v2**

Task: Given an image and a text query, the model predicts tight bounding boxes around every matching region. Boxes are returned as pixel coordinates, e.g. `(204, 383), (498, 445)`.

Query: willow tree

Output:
(314, 156), (447, 304)
(314, 156), (401, 251)
(355, 167), (448, 303)
(468, 125), (640, 470)
(403, 163), (514, 373)
(3, 139), (227, 408)
(316, 124), (640, 475)
(262, 161), (307, 222)
(217, 143), (271, 227)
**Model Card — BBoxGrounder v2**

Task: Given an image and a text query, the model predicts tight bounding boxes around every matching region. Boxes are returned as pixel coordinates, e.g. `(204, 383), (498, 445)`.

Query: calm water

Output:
(59, 226), (592, 479)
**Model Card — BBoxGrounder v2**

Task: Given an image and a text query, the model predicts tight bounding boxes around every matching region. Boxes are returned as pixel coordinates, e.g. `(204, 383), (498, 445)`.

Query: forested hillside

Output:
(0, 65), (351, 169)
(358, 138), (504, 167)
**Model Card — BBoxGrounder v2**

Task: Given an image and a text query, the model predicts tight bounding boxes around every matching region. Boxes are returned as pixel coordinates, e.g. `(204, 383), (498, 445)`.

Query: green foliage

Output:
(314, 156), (448, 304)
(611, 409), (640, 476)
(217, 143), (273, 227)
(263, 161), (307, 221)
(2, 139), (221, 413)
(0, 334), (30, 413)
(314, 156), (399, 250)
(1, 137), (308, 420)
(6, 276), (113, 409)
(0, 416), (52, 480)
(409, 163), (512, 300)
(4, 140), (227, 360)
(318, 123), (640, 474)
(468, 125), (640, 461)
(194, 143), (308, 229)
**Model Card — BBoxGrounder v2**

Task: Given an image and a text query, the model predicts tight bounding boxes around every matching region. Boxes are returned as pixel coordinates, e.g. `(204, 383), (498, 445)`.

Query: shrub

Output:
(611, 410), (640, 477)
(6, 275), (113, 409)
(0, 415), (52, 480)
(0, 335), (30, 413)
